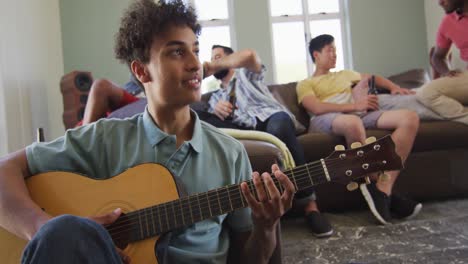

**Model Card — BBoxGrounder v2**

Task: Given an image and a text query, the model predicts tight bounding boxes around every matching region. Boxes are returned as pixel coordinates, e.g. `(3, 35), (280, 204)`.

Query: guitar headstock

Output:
(324, 135), (402, 187)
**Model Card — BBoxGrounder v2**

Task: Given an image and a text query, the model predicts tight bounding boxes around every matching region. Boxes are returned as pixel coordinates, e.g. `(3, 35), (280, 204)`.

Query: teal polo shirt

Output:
(26, 109), (253, 263)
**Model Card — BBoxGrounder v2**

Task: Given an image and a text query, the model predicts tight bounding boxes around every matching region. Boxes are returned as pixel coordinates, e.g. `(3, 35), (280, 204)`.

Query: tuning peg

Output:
(350, 142), (362, 149)
(346, 181), (359, 191)
(365, 136), (377, 144)
(365, 176), (371, 185)
(334, 145), (345, 151)
(379, 172), (391, 182)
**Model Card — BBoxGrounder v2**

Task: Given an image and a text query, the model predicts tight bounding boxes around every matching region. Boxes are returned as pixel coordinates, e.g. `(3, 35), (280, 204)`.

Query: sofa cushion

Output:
(268, 82), (308, 133)
(387, 68), (430, 89)
(298, 121), (468, 163)
(411, 121), (468, 152)
(240, 139), (285, 173)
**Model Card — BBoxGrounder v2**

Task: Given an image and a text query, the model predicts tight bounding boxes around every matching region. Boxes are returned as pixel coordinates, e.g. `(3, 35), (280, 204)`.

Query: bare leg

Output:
(375, 110), (419, 195)
(332, 111), (419, 195)
(331, 114), (367, 145)
(81, 79), (125, 125)
(331, 114), (373, 180)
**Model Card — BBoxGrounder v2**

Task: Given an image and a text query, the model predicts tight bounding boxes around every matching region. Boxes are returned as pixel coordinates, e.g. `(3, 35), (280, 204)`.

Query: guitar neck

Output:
(108, 159), (329, 243)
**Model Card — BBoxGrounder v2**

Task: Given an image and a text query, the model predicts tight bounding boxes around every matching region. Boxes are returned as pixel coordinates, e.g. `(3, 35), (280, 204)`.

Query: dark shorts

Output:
(309, 110), (385, 133)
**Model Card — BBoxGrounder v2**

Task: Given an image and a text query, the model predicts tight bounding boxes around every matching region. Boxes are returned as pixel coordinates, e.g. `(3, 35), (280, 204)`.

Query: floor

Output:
(281, 198), (468, 264)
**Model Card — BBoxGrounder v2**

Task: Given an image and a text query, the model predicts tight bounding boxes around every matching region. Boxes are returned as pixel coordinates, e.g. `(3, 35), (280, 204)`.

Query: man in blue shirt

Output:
(203, 45), (333, 238)
(0, 1), (295, 263)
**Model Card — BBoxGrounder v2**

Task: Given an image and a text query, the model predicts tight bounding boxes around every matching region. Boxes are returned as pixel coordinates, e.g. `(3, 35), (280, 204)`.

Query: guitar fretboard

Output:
(106, 159), (329, 243)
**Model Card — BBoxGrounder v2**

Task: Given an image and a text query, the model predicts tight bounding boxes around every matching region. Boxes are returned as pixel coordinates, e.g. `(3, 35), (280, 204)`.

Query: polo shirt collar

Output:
(189, 111), (203, 153)
(142, 108), (203, 153)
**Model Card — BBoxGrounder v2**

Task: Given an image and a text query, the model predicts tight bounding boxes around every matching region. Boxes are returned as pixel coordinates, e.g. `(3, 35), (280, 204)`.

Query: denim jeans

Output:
(256, 111), (315, 201)
(22, 215), (122, 264)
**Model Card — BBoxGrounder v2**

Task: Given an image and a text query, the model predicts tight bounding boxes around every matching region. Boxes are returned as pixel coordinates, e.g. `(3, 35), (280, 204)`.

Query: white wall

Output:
(60, 0), (132, 87)
(348, 0), (428, 76)
(0, 0), (64, 155)
(232, 0), (276, 83)
(424, 0), (464, 69)
(58, 0), (429, 86)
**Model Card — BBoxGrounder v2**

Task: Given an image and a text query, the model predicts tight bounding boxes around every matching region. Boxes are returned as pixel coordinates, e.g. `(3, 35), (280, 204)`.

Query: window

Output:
(188, 0), (235, 93)
(271, 22), (308, 84)
(269, 0), (351, 84)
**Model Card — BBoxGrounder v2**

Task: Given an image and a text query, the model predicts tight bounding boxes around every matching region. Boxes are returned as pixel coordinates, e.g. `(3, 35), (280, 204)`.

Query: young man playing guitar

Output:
(0, 1), (296, 263)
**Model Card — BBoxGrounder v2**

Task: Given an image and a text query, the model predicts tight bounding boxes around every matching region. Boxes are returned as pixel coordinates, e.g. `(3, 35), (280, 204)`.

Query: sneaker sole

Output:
(401, 203), (422, 220)
(359, 184), (389, 225)
(313, 229), (334, 238)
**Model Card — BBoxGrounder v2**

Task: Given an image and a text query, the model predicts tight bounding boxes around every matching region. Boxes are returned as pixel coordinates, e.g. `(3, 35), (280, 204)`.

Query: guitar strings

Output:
(106, 158), (338, 239)
(106, 158), (327, 230)
(107, 165), (334, 241)
(107, 150), (384, 240)
(107, 147), (387, 239)
(107, 153), (382, 241)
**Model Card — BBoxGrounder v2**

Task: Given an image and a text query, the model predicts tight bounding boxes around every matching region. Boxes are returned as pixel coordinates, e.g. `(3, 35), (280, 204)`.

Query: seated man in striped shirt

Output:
(203, 45), (333, 238)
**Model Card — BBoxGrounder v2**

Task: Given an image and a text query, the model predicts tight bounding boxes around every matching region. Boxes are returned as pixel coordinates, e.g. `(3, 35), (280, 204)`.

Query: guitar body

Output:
(0, 163), (180, 264)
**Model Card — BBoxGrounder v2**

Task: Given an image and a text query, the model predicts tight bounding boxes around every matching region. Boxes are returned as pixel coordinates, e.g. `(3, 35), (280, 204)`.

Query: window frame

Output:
(269, 0), (353, 83)
(188, 0), (237, 52)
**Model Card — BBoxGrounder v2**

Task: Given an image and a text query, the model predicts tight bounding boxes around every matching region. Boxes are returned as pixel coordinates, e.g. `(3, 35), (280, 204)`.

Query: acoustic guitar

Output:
(0, 135), (402, 263)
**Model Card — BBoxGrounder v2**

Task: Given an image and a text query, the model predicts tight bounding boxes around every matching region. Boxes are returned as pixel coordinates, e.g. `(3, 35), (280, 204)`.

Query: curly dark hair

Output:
(115, 0), (201, 67)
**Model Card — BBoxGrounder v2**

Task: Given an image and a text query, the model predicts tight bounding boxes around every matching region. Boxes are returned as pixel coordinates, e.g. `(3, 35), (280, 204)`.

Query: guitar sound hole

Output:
(106, 212), (130, 250)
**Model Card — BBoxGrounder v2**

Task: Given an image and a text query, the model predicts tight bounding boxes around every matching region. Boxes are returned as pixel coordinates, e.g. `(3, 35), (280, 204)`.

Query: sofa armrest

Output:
(240, 139), (285, 173)
(387, 68), (430, 89)
(221, 129), (295, 170)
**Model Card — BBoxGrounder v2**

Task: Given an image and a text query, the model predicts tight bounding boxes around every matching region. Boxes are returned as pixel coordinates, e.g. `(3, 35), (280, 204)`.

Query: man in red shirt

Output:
(416, 0), (468, 125)
(76, 75), (143, 126)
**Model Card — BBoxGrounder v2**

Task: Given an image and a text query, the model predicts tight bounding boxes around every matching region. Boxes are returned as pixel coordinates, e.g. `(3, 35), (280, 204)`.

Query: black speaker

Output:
(60, 71), (93, 129)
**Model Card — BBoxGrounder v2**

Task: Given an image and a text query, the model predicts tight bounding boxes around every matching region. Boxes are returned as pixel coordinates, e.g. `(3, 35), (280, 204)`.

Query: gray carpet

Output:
(281, 199), (468, 264)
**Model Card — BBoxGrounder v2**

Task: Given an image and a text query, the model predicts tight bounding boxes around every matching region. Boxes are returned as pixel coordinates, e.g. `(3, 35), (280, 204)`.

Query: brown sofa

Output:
(65, 69), (468, 212)
(265, 69), (468, 212)
(190, 68), (468, 212)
